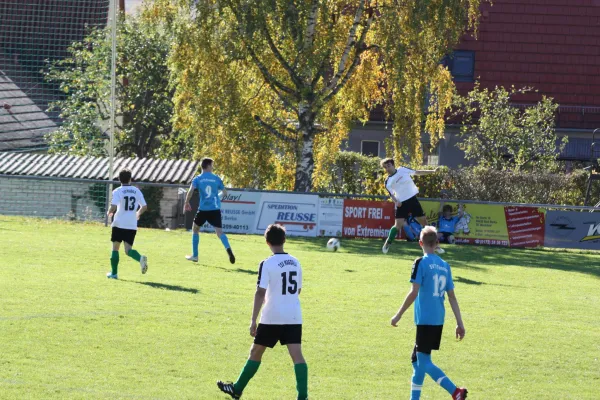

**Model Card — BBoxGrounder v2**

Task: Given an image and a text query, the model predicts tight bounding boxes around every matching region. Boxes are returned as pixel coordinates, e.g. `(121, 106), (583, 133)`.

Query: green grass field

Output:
(1, 216), (599, 399)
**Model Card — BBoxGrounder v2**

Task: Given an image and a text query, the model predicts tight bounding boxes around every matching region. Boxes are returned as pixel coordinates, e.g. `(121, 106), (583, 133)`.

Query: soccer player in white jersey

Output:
(217, 224), (308, 400)
(106, 169), (148, 279)
(381, 158), (442, 254)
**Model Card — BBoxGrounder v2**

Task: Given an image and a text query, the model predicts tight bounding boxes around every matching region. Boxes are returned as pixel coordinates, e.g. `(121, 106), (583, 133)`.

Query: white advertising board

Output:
(255, 193), (319, 237)
(317, 197), (344, 237)
(200, 190), (262, 234)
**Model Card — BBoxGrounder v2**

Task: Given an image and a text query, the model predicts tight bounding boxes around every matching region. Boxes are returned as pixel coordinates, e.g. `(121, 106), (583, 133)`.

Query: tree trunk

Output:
(293, 102), (316, 192)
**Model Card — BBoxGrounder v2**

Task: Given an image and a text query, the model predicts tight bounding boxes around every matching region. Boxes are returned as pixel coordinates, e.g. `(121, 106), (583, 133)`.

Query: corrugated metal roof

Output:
(0, 152), (200, 184)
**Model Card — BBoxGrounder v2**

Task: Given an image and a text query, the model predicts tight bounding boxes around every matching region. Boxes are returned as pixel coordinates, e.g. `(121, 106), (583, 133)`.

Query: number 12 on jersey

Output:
(281, 271), (298, 295)
(433, 274), (447, 297)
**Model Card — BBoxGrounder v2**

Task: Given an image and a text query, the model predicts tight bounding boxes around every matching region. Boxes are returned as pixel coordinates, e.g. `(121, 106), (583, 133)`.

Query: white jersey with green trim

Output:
(111, 185), (147, 230)
(257, 253), (303, 325)
(385, 167), (419, 202)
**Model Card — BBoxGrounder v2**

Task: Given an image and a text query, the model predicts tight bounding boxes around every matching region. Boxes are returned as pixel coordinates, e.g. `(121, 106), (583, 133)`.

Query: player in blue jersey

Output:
(184, 158), (235, 264)
(390, 226), (468, 400)
(403, 214), (423, 242)
(437, 201), (464, 244)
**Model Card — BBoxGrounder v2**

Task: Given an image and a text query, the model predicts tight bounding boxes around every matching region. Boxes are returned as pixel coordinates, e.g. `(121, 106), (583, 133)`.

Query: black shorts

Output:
(194, 210), (222, 228)
(111, 227), (137, 245)
(396, 195), (425, 220)
(254, 324), (302, 348)
(411, 325), (443, 362)
(439, 232), (454, 243)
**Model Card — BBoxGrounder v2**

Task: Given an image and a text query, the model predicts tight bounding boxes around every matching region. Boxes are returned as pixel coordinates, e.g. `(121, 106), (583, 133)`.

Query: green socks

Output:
(127, 249), (142, 262)
(110, 251), (119, 275)
(233, 360), (261, 395)
(387, 226), (398, 243)
(294, 363), (308, 400)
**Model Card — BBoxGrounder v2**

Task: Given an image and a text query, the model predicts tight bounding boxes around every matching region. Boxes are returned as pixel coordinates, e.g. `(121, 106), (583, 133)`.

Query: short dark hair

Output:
(201, 157), (214, 170)
(265, 224), (286, 246)
(442, 204), (453, 213)
(119, 168), (132, 183)
(380, 157), (394, 167)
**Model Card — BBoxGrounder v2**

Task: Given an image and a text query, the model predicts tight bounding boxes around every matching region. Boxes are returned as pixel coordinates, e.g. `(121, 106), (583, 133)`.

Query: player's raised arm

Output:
(438, 199), (445, 217)
(412, 166), (441, 176)
(447, 290), (465, 340)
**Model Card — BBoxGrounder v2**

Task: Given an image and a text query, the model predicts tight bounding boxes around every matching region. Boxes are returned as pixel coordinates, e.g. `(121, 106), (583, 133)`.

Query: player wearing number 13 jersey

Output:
(184, 157), (235, 264)
(106, 169), (148, 279)
(217, 224), (308, 400)
(390, 226), (468, 400)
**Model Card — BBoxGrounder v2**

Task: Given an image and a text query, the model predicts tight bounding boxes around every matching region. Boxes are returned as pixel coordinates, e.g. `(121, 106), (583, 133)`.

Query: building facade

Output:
(347, 0), (600, 167)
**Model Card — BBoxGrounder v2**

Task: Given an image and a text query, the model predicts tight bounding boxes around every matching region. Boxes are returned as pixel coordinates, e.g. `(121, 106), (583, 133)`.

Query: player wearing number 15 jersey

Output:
(390, 226), (468, 400)
(217, 224), (308, 400)
(106, 169), (148, 279)
(184, 157), (235, 264)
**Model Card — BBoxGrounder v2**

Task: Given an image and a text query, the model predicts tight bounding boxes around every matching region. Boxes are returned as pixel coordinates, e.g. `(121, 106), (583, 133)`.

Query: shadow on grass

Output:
(454, 276), (484, 285)
(121, 280), (199, 294)
(213, 266), (256, 275)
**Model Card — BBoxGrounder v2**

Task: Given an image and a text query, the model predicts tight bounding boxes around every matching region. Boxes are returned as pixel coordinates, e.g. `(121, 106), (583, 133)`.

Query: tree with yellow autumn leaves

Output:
(147, 0), (481, 191)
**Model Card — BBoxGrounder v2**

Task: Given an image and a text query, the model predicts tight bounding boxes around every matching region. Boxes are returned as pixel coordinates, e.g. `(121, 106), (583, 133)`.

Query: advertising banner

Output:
(317, 198), (344, 237)
(420, 200), (509, 246)
(255, 193), (319, 237)
(504, 206), (545, 248)
(342, 199), (399, 239)
(200, 190), (262, 234)
(544, 211), (600, 250)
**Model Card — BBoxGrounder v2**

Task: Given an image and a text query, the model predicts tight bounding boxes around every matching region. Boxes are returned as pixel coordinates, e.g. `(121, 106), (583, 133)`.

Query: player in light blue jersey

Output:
(391, 226), (468, 400)
(184, 158), (235, 264)
(437, 201), (464, 244)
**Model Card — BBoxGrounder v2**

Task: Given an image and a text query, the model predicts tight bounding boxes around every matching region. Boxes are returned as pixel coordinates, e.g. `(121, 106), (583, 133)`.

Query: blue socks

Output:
(192, 233), (199, 258)
(415, 352), (457, 395)
(411, 362), (425, 399)
(220, 234), (230, 250)
(192, 233), (230, 257)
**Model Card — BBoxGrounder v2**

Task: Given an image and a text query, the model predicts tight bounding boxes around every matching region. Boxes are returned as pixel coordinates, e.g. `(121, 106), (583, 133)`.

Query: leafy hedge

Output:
(320, 151), (597, 206)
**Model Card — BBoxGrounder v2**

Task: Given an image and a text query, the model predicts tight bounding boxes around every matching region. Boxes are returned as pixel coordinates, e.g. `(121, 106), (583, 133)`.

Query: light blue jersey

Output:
(410, 254), (455, 326)
(438, 216), (460, 234)
(192, 172), (225, 211)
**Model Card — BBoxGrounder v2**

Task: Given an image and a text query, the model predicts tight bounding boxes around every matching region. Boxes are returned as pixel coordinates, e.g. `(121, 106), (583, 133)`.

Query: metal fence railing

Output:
(0, 174), (598, 230)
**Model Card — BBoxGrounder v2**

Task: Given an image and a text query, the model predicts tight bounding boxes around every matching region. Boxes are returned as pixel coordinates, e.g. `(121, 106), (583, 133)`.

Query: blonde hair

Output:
(420, 226), (438, 247)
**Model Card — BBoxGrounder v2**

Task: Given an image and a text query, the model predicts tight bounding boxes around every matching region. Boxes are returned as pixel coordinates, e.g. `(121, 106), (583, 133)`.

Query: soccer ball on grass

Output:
(326, 238), (341, 252)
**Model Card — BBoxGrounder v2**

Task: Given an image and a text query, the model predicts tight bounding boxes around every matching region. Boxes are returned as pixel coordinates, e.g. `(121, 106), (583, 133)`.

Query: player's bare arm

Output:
(136, 205), (148, 220)
(250, 287), (267, 337)
(391, 282), (420, 326)
(438, 200), (445, 217)
(184, 182), (194, 212)
(107, 204), (117, 217)
(447, 290), (466, 340)
(413, 167), (440, 176)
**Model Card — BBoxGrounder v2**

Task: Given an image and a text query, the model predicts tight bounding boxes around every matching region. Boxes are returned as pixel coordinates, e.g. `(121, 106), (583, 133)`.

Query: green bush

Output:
(320, 152), (387, 196)
(318, 153), (597, 206)
(137, 186), (164, 228)
(419, 167), (594, 206)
